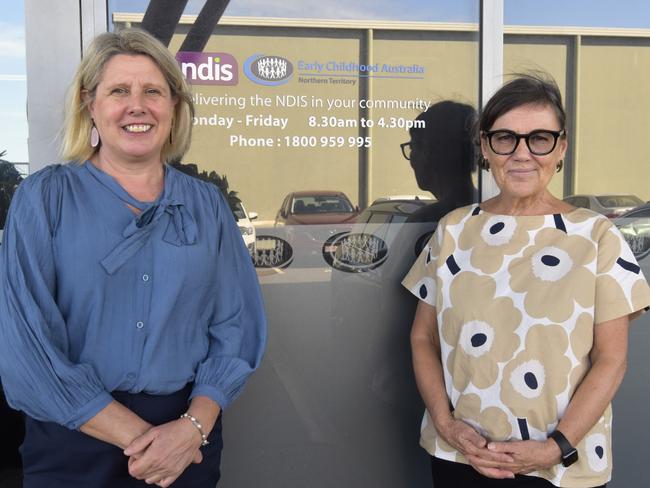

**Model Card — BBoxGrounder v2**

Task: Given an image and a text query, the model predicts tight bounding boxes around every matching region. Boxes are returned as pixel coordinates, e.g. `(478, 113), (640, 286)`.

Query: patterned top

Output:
(402, 203), (650, 487)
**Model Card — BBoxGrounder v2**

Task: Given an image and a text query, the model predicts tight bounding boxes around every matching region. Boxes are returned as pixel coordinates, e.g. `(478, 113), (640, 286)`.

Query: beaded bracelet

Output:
(180, 413), (210, 446)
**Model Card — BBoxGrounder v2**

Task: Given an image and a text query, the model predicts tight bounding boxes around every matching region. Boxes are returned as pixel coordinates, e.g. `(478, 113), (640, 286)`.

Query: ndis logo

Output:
(244, 54), (293, 86)
(176, 52), (238, 85)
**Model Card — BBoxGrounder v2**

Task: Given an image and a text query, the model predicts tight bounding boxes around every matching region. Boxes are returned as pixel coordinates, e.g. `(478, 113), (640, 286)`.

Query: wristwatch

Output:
(549, 430), (578, 467)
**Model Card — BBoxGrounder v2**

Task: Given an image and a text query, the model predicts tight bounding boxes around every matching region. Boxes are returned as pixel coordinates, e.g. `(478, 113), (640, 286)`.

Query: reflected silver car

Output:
(615, 204), (650, 263)
(563, 194), (644, 218)
(234, 202), (257, 255)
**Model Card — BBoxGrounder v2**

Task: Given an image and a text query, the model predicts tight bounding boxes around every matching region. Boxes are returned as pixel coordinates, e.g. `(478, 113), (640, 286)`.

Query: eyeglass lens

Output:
(489, 131), (558, 155)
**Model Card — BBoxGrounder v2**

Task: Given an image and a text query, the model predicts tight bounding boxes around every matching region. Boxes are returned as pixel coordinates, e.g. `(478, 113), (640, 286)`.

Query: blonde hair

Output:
(61, 28), (194, 163)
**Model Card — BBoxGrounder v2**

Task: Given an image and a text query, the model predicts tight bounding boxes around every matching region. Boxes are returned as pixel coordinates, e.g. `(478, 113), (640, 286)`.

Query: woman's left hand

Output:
(124, 419), (203, 486)
(476, 439), (561, 474)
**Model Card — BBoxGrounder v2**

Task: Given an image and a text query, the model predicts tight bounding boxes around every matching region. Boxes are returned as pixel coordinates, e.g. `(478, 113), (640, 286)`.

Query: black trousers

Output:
(21, 386), (223, 488)
(431, 456), (606, 488)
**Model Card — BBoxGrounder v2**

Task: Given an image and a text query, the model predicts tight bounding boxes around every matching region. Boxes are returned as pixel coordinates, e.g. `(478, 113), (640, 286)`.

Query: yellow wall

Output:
(504, 37), (569, 199)
(576, 42), (650, 201)
(156, 22), (650, 217)
(371, 33), (478, 202)
(170, 28), (364, 220)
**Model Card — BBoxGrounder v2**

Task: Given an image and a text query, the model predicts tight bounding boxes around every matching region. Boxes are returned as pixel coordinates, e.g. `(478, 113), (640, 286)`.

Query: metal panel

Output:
(81, 0), (108, 51)
(24, 0), (82, 171)
(25, 0), (107, 172)
(479, 0), (503, 200)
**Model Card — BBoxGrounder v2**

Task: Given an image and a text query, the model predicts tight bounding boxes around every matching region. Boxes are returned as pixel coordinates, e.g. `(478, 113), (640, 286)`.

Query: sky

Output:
(0, 0), (27, 163)
(2, 0), (650, 164)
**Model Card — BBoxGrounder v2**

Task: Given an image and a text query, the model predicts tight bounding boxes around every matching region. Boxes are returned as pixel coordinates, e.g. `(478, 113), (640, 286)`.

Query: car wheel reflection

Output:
(414, 230), (435, 257)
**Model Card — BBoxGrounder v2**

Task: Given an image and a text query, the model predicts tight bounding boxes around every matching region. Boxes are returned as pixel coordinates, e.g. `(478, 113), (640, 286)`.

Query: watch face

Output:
(562, 448), (579, 467)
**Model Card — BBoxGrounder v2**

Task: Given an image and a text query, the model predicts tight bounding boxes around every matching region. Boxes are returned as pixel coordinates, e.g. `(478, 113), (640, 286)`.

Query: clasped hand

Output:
(124, 418), (204, 487)
(438, 418), (561, 479)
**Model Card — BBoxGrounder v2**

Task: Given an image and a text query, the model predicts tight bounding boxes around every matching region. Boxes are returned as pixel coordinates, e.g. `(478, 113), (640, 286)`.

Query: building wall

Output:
(162, 21), (650, 218)
(504, 35), (569, 199)
(577, 38), (650, 200)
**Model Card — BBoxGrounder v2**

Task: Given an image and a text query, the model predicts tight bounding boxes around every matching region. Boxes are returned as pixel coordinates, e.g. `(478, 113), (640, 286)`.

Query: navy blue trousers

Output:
(21, 386), (223, 488)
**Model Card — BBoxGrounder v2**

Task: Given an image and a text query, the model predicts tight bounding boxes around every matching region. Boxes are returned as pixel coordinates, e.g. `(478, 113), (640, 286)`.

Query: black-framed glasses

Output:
(483, 129), (566, 156)
(400, 141), (411, 160)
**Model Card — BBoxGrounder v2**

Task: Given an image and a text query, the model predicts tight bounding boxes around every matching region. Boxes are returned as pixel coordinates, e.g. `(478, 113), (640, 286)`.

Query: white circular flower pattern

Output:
(531, 246), (573, 282)
(585, 433), (608, 473)
(508, 359), (546, 399)
(480, 216), (517, 246)
(458, 321), (495, 358)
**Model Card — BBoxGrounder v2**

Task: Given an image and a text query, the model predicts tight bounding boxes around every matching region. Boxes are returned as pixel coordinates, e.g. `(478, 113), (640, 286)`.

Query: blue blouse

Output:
(0, 161), (266, 430)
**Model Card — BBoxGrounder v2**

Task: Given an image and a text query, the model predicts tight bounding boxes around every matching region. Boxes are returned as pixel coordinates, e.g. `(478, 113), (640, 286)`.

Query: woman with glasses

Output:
(403, 73), (650, 487)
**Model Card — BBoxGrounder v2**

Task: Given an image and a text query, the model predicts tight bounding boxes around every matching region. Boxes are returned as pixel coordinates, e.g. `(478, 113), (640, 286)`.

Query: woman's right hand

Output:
(124, 418), (204, 487)
(436, 417), (516, 479)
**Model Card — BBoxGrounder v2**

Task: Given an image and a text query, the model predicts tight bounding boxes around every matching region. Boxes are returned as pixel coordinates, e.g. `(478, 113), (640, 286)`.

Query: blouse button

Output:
(142, 274), (150, 282)
(136, 321), (144, 329)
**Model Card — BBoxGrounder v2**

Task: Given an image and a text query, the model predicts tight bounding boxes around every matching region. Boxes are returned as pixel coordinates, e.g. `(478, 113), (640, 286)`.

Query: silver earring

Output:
(90, 124), (100, 148)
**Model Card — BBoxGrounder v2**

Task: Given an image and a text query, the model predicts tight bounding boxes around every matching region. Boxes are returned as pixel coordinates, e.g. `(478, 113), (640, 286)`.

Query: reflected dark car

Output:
(356, 199), (432, 226)
(564, 194), (644, 218)
(275, 191), (359, 226)
(615, 203), (650, 266)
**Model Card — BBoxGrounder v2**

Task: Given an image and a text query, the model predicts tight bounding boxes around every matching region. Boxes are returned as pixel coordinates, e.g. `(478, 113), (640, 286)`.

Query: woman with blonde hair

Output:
(0, 28), (266, 487)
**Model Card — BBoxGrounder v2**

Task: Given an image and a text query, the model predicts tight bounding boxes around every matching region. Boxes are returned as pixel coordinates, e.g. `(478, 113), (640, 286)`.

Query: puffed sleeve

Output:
(593, 218), (650, 324)
(0, 167), (113, 429)
(401, 216), (446, 307)
(190, 189), (267, 409)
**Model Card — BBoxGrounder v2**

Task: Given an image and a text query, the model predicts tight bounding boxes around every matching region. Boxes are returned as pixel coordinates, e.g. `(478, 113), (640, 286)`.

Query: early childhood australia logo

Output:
(176, 52), (238, 85)
(244, 54), (294, 86)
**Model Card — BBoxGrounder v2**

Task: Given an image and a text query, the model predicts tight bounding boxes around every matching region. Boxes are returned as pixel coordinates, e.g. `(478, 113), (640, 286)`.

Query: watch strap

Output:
(549, 430), (577, 466)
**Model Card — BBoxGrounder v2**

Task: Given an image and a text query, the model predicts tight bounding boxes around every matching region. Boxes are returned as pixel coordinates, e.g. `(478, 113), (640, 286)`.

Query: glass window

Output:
(0, 2), (28, 230)
(596, 195), (644, 208)
(0, 2), (28, 480)
(505, 3), (650, 486)
(108, 2), (481, 486)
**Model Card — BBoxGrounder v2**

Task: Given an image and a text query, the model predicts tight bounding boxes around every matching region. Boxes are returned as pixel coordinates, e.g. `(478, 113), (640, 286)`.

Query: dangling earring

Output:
(169, 118), (174, 145)
(556, 160), (563, 173)
(480, 156), (490, 171)
(90, 123), (100, 148)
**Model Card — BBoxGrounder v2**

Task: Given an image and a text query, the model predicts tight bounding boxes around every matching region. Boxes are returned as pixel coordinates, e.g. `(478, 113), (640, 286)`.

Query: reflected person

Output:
(0, 29), (266, 487)
(401, 100), (477, 223)
(404, 73), (650, 487)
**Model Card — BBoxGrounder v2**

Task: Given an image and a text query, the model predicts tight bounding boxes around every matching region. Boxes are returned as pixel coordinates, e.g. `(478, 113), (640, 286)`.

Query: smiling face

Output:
(88, 54), (177, 166)
(481, 103), (567, 203)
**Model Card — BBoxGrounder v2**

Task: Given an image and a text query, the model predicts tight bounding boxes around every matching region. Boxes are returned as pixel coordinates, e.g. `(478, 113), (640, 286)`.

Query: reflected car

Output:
(371, 195), (434, 205)
(615, 204), (650, 264)
(356, 199), (433, 226)
(563, 194), (644, 218)
(275, 191), (359, 226)
(234, 201), (257, 254)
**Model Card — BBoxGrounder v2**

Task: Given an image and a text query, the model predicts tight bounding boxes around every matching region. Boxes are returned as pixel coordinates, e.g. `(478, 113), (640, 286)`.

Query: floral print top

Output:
(402, 204), (650, 488)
